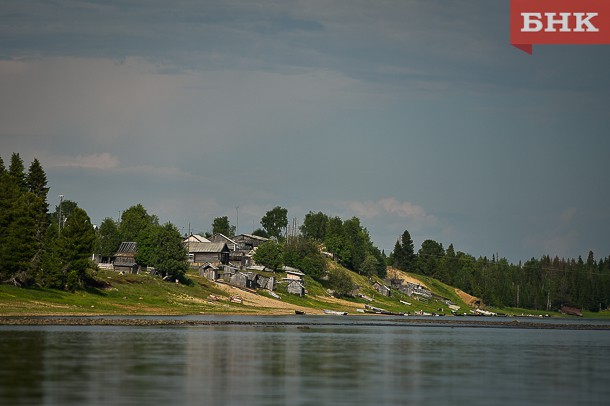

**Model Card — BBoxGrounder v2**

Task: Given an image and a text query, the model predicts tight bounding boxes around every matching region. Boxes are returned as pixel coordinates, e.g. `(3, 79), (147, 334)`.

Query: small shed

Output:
(229, 271), (249, 289)
(256, 275), (275, 291)
(372, 281), (391, 297)
(113, 242), (139, 274)
(282, 266), (305, 281)
(286, 280), (306, 296)
(199, 263), (220, 280)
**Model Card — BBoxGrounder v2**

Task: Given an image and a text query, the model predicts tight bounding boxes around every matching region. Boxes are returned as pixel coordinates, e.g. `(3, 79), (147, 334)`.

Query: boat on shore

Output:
(323, 309), (348, 315)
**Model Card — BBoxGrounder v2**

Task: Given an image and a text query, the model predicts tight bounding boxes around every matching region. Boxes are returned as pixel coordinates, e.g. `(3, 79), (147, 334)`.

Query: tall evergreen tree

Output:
(392, 229), (415, 272)
(58, 207), (96, 290)
(26, 159), (49, 273)
(8, 153), (27, 192)
(415, 239), (444, 277)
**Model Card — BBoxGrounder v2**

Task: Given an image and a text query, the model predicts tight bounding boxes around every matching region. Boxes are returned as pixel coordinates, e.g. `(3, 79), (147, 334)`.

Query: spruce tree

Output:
(26, 159), (49, 274)
(58, 207), (96, 290)
(8, 153), (27, 192)
(392, 229), (415, 272)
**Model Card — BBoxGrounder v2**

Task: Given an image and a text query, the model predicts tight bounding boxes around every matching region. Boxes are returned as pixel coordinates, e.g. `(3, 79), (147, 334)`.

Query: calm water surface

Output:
(1, 316), (609, 405)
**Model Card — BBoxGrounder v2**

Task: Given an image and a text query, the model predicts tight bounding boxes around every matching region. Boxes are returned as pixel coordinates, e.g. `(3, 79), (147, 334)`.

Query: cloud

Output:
(42, 152), (189, 179)
(346, 197), (436, 225)
(560, 207), (577, 224)
(45, 153), (120, 170)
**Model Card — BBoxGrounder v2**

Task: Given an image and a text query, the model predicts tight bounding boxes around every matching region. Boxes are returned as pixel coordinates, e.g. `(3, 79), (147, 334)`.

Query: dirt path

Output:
(454, 288), (480, 307)
(387, 267), (429, 288)
(212, 282), (323, 315)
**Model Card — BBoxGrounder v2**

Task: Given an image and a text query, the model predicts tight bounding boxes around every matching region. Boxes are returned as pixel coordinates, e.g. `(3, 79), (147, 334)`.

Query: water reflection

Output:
(1, 323), (609, 405)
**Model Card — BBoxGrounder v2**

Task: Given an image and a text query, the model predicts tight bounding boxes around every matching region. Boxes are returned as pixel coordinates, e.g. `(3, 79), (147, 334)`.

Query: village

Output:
(98, 232), (471, 316)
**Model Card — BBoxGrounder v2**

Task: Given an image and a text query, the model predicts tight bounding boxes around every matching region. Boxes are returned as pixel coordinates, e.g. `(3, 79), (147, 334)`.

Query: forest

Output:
(389, 230), (610, 312)
(1, 152), (609, 312)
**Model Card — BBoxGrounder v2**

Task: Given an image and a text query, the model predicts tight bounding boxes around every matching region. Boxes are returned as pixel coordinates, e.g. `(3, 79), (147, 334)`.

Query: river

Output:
(1, 315), (609, 405)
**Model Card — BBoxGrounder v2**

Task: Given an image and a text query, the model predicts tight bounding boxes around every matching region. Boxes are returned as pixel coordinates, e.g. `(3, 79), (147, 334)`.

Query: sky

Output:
(1, 0), (609, 263)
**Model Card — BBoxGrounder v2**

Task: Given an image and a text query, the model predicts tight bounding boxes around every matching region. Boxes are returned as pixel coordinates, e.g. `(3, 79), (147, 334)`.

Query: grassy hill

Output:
(0, 260), (591, 317)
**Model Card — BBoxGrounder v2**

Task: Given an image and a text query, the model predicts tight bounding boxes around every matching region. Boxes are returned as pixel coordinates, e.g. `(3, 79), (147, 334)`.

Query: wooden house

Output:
(199, 263), (221, 280)
(183, 234), (211, 244)
(286, 280), (306, 296)
(282, 266), (305, 281)
(233, 233), (270, 250)
(113, 242), (139, 274)
(208, 233), (238, 251)
(372, 281), (391, 297)
(185, 242), (230, 266)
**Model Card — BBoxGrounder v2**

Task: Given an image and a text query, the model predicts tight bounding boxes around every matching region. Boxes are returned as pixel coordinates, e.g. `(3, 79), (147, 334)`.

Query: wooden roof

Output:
(185, 242), (229, 253)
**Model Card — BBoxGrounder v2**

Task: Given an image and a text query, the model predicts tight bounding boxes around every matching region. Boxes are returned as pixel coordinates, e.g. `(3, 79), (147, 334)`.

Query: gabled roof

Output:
(209, 233), (237, 244)
(183, 234), (211, 243)
(115, 242), (137, 256)
(282, 266), (305, 276)
(186, 242), (229, 253)
(234, 233), (270, 242)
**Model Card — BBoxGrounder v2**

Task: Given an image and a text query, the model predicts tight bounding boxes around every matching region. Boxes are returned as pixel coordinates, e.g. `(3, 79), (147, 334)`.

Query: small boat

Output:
(295, 310), (306, 315)
(323, 309), (348, 315)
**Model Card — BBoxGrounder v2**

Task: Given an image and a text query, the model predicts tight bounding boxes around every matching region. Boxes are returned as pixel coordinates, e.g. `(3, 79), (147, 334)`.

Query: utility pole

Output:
(235, 206), (239, 235)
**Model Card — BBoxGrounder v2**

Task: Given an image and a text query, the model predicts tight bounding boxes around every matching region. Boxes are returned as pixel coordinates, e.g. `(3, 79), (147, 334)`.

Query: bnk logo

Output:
(510, 0), (610, 54)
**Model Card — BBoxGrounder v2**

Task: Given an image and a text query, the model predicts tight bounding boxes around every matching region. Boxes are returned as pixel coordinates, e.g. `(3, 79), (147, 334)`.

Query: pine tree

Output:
(26, 159), (49, 274)
(8, 153), (27, 192)
(392, 229), (415, 272)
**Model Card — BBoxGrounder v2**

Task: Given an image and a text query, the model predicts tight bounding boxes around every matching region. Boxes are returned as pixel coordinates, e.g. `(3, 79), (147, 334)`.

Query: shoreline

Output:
(2, 315), (609, 330)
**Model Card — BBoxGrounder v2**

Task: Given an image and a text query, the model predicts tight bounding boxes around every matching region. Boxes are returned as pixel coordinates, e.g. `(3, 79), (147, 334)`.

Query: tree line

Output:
(0, 153), (96, 289)
(0, 153), (188, 289)
(390, 229), (610, 312)
(3, 152), (609, 311)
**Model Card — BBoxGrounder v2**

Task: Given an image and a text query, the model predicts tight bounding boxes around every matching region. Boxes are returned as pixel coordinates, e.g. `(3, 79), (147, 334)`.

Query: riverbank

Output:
(2, 315), (610, 330)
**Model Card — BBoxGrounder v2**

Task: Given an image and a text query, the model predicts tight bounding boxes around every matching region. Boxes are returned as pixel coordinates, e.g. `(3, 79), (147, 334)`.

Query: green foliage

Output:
(96, 218), (121, 257)
(57, 207), (96, 290)
(300, 211), (328, 241)
(147, 223), (188, 281)
(359, 254), (379, 277)
(212, 216), (236, 236)
(8, 153), (26, 192)
(119, 204), (159, 243)
(328, 268), (355, 297)
(415, 239), (445, 277)
(391, 229), (415, 272)
(252, 228), (269, 238)
(260, 206), (288, 240)
(283, 237), (327, 280)
(0, 154), (49, 286)
(253, 240), (284, 270)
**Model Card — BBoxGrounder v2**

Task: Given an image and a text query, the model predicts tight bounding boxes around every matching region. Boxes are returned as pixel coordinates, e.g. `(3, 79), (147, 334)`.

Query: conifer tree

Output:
(58, 207), (96, 290)
(8, 153), (27, 192)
